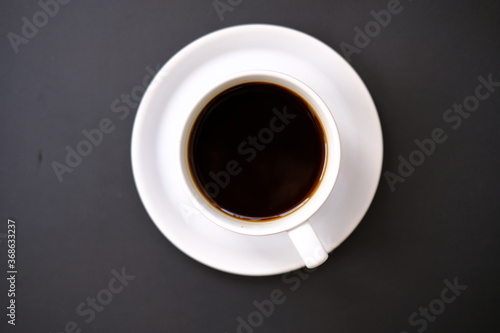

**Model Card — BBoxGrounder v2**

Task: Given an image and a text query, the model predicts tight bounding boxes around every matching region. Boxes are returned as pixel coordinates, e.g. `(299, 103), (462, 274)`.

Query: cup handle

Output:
(287, 221), (328, 269)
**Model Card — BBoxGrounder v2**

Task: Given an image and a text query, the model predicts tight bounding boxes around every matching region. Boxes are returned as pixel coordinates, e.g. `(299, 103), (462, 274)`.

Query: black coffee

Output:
(188, 82), (326, 221)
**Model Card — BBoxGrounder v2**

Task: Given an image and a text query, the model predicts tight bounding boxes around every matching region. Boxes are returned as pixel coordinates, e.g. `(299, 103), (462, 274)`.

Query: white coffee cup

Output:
(178, 70), (341, 269)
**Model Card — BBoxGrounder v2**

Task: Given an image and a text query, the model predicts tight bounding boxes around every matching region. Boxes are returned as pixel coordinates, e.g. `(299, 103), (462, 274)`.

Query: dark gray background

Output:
(1, 0), (499, 332)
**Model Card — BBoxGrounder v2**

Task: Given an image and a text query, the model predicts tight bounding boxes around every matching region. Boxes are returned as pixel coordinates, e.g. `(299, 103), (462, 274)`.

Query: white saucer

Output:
(131, 24), (383, 276)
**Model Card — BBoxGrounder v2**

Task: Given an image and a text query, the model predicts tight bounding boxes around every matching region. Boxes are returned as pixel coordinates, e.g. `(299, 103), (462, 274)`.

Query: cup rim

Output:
(179, 70), (341, 236)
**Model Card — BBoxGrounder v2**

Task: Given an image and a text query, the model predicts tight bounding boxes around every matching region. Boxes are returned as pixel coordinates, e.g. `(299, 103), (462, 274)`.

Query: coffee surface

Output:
(188, 82), (326, 221)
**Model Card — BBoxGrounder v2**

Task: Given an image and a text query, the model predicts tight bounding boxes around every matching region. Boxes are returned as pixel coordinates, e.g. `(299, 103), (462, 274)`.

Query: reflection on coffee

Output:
(188, 82), (326, 221)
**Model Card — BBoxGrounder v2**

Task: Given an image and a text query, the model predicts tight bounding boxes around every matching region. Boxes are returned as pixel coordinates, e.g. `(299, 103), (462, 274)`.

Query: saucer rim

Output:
(131, 24), (383, 276)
